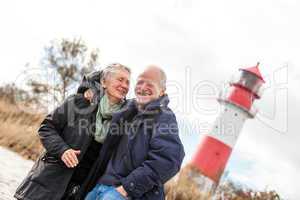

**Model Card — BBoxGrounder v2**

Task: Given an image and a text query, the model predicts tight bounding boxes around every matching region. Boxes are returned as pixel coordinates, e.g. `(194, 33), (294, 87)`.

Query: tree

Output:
(28, 38), (100, 105)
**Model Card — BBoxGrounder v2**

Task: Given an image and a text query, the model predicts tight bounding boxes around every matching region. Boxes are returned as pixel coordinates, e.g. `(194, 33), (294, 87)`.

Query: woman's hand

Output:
(61, 149), (81, 168)
(84, 89), (94, 102)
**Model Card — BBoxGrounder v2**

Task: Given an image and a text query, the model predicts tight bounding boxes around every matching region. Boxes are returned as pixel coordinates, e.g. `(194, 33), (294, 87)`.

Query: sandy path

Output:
(0, 146), (33, 200)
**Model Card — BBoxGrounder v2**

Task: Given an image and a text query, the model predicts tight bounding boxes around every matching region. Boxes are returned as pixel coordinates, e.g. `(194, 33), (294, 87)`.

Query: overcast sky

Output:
(0, 0), (299, 199)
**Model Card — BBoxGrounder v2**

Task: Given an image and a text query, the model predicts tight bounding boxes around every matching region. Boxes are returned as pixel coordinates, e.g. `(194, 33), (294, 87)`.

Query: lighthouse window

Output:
(237, 70), (263, 93)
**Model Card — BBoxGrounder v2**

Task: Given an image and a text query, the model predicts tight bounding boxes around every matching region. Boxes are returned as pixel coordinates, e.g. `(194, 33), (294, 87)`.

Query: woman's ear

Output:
(101, 79), (106, 89)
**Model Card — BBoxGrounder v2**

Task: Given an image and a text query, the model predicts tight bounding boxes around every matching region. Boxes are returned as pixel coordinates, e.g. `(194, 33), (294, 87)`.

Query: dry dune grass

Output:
(0, 99), (44, 160)
(165, 164), (212, 200)
(165, 175), (210, 200)
(166, 164), (282, 200)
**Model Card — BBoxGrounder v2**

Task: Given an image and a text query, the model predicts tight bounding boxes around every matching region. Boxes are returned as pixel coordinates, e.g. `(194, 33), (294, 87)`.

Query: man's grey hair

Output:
(101, 63), (131, 82)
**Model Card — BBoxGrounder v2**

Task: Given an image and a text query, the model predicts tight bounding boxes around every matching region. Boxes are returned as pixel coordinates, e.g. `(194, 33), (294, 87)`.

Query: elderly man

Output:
(84, 65), (185, 200)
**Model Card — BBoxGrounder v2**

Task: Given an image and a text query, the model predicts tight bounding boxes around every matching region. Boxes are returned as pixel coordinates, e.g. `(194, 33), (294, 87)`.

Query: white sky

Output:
(0, 0), (299, 199)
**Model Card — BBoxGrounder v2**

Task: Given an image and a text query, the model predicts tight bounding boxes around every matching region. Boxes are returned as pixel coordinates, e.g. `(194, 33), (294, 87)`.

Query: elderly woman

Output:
(14, 63), (131, 200)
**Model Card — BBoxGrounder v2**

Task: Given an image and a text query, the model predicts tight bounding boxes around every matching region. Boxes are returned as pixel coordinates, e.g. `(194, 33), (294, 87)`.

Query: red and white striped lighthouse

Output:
(189, 63), (265, 191)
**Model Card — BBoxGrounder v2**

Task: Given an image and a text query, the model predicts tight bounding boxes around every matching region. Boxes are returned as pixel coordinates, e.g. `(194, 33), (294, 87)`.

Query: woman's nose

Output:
(121, 82), (129, 89)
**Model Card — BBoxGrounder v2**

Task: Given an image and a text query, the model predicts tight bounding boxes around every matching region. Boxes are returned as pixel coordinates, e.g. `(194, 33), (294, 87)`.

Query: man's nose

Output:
(137, 82), (147, 90)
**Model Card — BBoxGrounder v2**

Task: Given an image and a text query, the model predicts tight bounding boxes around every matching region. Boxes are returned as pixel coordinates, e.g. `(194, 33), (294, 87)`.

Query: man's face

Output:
(135, 68), (164, 106)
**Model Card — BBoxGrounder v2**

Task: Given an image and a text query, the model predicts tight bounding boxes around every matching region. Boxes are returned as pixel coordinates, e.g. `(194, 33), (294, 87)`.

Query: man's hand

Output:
(84, 89), (94, 102)
(61, 149), (81, 168)
(116, 186), (128, 198)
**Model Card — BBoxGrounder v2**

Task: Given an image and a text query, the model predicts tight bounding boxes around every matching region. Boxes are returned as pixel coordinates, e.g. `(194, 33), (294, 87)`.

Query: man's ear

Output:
(159, 89), (166, 97)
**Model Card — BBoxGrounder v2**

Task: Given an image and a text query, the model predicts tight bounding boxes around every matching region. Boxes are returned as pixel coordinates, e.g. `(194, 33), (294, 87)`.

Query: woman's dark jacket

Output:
(14, 71), (125, 200)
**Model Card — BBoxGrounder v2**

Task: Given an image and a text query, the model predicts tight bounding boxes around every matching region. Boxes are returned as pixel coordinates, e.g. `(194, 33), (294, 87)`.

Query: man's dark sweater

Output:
(71, 139), (102, 184)
(97, 127), (130, 186)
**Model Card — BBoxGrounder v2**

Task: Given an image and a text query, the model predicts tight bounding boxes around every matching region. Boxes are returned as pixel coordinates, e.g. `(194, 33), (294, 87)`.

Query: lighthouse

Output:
(181, 63), (265, 195)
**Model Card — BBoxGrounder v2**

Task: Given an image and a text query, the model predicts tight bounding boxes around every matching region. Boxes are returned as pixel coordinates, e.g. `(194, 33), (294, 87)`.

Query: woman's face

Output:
(102, 69), (130, 103)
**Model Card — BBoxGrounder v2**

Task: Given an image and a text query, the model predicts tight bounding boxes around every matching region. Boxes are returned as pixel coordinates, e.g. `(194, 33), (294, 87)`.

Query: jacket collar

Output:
(110, 99), (137, 124)
(140, 94), (170, 112)
(132, 94), (170, 118)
